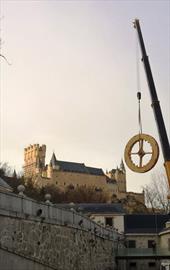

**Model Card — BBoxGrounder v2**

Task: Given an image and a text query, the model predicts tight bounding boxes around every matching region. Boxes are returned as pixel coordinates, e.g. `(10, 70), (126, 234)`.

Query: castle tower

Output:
(107, 160), (126, 193)
(120, 158), (126, 173)
(115, 160), (126, 193)
(24, 144), (46, 178)
(47, 152), (60, 178)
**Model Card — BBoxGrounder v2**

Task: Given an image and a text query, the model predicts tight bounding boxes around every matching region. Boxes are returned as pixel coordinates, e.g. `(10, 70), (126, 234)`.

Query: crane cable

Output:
(136, 32), (143, 135)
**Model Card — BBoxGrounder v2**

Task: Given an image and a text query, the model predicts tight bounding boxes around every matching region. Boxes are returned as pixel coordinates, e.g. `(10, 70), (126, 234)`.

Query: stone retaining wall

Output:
(0, 214), (116, 270)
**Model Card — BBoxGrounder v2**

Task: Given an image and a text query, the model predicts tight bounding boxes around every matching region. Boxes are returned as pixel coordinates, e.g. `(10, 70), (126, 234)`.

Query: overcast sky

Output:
(0, 0), (169, 192)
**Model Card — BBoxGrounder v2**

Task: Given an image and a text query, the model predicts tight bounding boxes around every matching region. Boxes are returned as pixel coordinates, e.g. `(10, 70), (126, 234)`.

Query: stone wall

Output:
(36, 171), (107, 189)
(0, 248), (52, 270)
(0, 191), (118, 270)
(34, 170), (118, 199)
(0, 215), (116, 270)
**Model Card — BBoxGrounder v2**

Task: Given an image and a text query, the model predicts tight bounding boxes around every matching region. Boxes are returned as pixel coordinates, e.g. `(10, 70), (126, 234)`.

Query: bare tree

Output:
(143, 168), (170, 213)
(0, 162), (12, 177)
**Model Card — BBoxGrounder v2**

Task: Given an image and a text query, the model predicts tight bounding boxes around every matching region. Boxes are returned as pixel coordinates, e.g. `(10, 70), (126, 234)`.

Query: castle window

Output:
(95, 187), (102, 192)
(56, 181), (58, 185)
(67, 184), (74, 190)
(105, 217), (113, 227)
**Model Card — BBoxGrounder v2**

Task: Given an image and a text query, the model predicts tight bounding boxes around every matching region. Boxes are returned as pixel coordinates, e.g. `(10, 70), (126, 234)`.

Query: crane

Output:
(133, 19), (170, 198)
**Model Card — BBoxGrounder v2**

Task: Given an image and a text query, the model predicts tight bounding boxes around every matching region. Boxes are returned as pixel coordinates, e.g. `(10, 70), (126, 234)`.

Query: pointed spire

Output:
(120, 159), (125, 172)
(50, 152), (57, 168)
(13, 169), (17, 178)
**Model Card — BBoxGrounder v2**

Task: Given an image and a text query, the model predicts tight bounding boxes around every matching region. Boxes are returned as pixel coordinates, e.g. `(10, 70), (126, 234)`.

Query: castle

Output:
(23, 144), (144, 203)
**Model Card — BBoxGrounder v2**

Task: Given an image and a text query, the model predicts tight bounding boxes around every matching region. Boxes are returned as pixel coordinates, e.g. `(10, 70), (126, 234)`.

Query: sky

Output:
(0, 0), (170, 192)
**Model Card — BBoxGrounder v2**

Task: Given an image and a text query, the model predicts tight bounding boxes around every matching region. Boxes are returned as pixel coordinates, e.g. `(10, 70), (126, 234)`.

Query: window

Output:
(67, 184), (74, 190)
(95, 187), (102, 192)
(129, 262), (137, 268)
(105, 217), (113, 227)
(148, 240), (156, 248)
(128, 240), (136, 248)
(148, 262), (156, 267)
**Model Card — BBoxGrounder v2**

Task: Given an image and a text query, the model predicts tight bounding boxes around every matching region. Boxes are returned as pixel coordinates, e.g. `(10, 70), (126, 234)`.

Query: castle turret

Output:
(108, 161), (126, 193)
(117, 160), (126, 193)
(47, 163), (53, 178)
(47, 152), (61, 178)
(120, 159), (126, 173)
(50, 153), (57, 168)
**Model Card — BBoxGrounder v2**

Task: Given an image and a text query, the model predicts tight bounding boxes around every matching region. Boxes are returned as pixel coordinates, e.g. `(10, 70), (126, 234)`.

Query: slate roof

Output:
(55, 203), (125, 214)
(0, 177), (13, 191)
(1, 176), (22, 192)
(124, 214), (170, 234)
(57, 160), (89, 174)
(86, 167), (104, 176)
(50, 153), (105, 176)
(159, 226), (170, 234)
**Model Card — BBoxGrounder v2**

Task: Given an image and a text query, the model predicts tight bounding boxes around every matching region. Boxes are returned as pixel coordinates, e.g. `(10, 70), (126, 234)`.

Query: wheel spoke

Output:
(132, 139), (153, 167)
(139, 156), (143, 167)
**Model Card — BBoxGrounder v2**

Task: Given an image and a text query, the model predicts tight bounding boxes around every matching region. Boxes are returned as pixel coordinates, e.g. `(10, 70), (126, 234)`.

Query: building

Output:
(23, 143), (144, 203)
(0, 177), (13, 193)
(117, 214), (170, 270)
(55, 203), (125, 233)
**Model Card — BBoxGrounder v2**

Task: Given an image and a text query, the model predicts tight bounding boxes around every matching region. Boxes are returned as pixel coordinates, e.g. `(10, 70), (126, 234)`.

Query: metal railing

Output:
(117, 248), (170, 257)
(0, 190), (119, 241)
